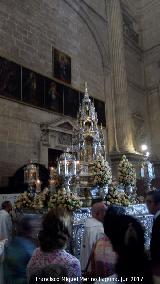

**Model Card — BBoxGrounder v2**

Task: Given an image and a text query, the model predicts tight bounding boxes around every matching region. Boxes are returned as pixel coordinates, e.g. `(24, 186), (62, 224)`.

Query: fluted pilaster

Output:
(107, 0), (135, 153)
(104, 70), (118, 153)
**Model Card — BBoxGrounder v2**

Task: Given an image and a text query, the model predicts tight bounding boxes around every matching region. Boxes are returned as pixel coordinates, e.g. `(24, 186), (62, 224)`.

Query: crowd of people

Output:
(0, 190), (160, 283)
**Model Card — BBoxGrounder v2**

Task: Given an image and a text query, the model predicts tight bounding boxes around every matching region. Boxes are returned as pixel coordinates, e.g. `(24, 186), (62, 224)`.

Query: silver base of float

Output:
(17, 203), (153, 259)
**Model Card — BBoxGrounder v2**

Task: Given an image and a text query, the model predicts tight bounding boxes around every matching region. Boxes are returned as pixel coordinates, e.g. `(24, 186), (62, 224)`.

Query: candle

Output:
(36, 179), (41, 192)
(58, 162), (60, 175)
(50, 179), (54, 185)
(64, 158), (67, 175)
(66, 162), (68, 175)
(74, 160), (76, 175)
(76, 160), (80, 172)
(50, 167), (54, 178)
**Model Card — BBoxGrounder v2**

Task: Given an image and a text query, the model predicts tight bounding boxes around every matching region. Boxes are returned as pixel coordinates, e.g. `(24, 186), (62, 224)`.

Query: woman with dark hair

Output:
(27, 208), (81, 283)
(95, 214), (153, 284)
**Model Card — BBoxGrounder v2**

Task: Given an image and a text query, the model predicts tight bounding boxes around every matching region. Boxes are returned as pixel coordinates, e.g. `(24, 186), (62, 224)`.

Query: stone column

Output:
(148, 87), (160, 178)
(107, 0), (135, 153)
(104, 69), (119, 153)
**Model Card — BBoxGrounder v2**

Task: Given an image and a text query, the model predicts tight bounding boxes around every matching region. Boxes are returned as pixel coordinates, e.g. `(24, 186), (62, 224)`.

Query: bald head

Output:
(91, 201), (107, 222)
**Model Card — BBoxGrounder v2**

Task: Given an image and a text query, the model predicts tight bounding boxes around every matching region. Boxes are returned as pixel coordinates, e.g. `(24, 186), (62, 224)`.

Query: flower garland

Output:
(14, 188), (82, 212)
(14, 192), (33, 209)
(118, 155), (136, 187)
(93, 155), (112, 186)
(106, 184), (138, 206)
(48, 189), (82, 211)
(15, 188), (50, 210)
(32, 188), (50, 209)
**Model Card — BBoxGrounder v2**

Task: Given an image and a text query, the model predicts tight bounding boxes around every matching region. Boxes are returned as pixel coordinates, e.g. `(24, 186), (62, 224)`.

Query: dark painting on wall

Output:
(53, 48), (71, 84)
(45, 79), (63, 113)
(0, 57), (21, 100)
(48, 148), (63, 168)
(64, 86), (79, 118)
(94, 99), (106, 126)
(22, 68), (44, 107)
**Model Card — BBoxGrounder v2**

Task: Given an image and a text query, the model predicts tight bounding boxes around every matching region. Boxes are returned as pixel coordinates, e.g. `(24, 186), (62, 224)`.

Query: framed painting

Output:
(0, 57), (21, 100)
(64, 86), (79, 118)
(22, 67), (44, 107)
(53, 48), (71, 84)
(94, 99), (106, 126)
(45, 79), (63, 114)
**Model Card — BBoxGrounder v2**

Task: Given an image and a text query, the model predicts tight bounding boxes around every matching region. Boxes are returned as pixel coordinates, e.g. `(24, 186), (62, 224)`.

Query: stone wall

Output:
(0, 0), (107, 99)
(0, 0), (109, 186)
(125, 42), (149, 152)
(0, 0), (160, 186)
(121, 0), (160, 173)
(0, 97), (61, 186)
(120, 0), (150, 154)
(140, 0), (160, 165)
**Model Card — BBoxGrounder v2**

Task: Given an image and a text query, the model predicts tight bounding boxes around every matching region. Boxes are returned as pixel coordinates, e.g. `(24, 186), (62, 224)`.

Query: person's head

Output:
(146, 190), (160, 215)
(91, 201), (107, 222)
(104, 214), (145, 257)
(106, 205), (125, 217)
(38, 207), (72, 252)
(29, 264), (67, 284)
(1, 201), (12, 213)
(103, 214), (153, 284)
(16, 215), (37, 239)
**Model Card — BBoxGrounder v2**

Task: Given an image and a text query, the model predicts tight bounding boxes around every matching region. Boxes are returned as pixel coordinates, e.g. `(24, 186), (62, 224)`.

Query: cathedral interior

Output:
(0, 0), (160, 194)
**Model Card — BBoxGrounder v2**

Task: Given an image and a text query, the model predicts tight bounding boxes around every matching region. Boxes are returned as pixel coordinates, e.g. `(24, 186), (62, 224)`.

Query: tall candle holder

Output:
(24, 161), (39, 195)
(49, 166), (58, 192)
(36, 179), (41, 193)
(57, 150), (76, 193)
(141, 152), (155, 191)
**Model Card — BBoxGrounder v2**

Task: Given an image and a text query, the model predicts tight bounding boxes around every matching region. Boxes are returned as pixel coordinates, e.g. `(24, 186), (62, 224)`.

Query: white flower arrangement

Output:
(118, 155), (136, 187)
(106, 184), (138, 207)
(14, 192), (33, 209)
(14, 188), (82, 212)
(93, 155), (112, 186)
(15, 188), (50, 210)
(48, 189), (83, 211)
(32, 188), (50, 209)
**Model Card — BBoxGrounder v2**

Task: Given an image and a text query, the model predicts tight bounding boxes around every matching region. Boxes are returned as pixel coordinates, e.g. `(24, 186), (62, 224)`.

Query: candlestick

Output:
(76, 160), (80, 173)
(50, 167), (54, 178)
(64, 158), (67, 175)
(36, 179), (41, 193)
(58, 162), (60, 175)
(74, 160), (77, 175)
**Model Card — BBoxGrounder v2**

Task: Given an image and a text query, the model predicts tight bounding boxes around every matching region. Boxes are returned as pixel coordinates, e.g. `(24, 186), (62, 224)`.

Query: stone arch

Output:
(63, 0), (109, 71)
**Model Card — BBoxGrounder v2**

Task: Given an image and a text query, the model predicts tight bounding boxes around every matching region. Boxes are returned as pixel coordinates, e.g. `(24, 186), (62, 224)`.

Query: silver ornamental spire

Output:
(72, 82), (105, 162)
(85, 81), (88, 95)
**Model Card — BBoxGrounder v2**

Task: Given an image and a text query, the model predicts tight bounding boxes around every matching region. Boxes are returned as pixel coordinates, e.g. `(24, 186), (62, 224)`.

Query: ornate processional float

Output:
(14, 83), (153, 258)
(70, 82), (112, 203)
